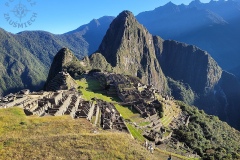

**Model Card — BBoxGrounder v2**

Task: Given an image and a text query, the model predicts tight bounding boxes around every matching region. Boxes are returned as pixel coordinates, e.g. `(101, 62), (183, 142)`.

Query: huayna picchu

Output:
(1, 9), (240, 160)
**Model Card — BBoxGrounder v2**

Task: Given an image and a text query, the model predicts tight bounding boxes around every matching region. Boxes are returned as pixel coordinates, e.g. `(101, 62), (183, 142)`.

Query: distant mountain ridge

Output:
(136, 0), (240, 71)
(65, 16), (115, 54)
(0, 28), (87, 95)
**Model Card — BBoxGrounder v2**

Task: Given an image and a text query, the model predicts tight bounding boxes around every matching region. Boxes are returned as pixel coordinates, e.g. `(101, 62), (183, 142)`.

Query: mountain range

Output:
(137, 0), (240, 72)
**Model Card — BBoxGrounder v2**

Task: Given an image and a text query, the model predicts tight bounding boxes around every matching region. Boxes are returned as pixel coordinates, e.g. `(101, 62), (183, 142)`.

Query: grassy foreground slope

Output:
(0, 107), (175, 160)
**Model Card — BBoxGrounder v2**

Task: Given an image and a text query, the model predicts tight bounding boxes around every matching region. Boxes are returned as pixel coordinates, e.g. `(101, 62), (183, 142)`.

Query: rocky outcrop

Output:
(94, 11), (168, 93)
(45, 48), (78, 84)
(44, 48), (82, 91)
(83, 53), (113, 72)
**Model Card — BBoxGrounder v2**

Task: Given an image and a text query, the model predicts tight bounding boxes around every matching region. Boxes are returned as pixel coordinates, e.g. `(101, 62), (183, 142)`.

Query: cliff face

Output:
(216, 71), (240, 129)
(156, 40), (240, 129)
(157, 40), (222, 94)
(136, 0), (240, 71)
(96, 11), (168, 93)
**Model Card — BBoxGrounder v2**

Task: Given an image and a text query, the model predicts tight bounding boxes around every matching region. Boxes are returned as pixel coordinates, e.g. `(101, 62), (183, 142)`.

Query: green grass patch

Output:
(0, 107), (27, 134)
(77, 78), (112, 101)
(114, 104), (138, 120)
(91, 116), (96, 124)
(126, 124), (145, 142)
(139, 121), (151, 126)
(77, 78), (140, 122)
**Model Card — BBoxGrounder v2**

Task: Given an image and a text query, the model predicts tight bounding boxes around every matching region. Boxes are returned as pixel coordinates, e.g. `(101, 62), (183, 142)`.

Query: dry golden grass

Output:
(0, 107), (179, 160)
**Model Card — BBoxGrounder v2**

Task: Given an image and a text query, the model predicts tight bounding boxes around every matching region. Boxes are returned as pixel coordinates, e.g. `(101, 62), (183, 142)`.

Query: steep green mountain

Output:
(86, 10), (240, 130)
(90, 11), (168, 94)
(0, 28), (88, 95)
(15, 30), (88, 66)
(157, 40), (222, 96)
(0, 29), (46, 95)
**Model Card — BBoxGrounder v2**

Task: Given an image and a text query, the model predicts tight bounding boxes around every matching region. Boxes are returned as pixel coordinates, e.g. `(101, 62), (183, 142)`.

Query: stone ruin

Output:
(97, 99), (129, 133)
(0, 89), (31, 108)
(0, 83), (130, 134)
(75, 100), (95, 121)
(143, 128), (173, 145)
(133, 100), (161, 118)
(45, 71), (78, 91)
(92, 72), (177, 143)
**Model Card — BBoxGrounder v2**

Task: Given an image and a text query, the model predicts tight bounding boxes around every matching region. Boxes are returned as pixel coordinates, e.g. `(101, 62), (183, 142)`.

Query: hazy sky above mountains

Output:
(0, 0), (210, 34)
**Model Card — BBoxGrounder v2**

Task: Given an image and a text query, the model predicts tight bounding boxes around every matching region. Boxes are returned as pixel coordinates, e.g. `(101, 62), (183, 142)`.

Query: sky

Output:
(0, 0), (210, 34)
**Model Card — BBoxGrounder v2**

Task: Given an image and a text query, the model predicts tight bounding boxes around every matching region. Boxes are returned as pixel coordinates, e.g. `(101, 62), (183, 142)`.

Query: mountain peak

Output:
(89, 19), (100, 27)
(97, 10), (141, 67)
(189, 0), (202, 6)
(165, 1), (177, 7)
(118, 10), (134, 18)
(94, 10), (168, 93)
(114, 10), (136, 24)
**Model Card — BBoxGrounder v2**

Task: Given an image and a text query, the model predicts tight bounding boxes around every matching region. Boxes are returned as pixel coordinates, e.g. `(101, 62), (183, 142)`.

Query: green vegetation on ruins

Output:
(160, 101), (181, 127)
(76, 77), (145, 141)
(76, 76), (195, 160)
(76, 78), (139, 121)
